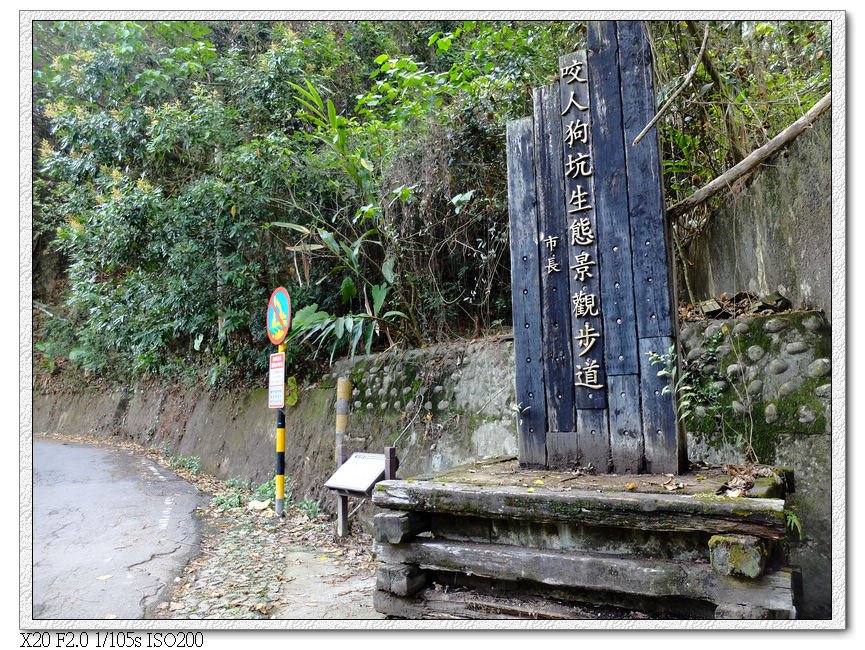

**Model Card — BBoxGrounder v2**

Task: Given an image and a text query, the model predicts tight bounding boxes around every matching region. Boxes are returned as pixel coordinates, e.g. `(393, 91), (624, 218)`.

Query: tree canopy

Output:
(31, 19), (831, 387)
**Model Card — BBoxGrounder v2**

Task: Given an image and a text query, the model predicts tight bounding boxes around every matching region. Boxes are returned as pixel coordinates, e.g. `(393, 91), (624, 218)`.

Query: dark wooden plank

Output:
(533, 85), (576, 434)
(547, 431), (578, 470)
(587, 22), (639, 377)
(376, 565), (428, 597)
(638, 336), (682, 474)
(374, 540), (794, 615)
(372, 480), (787, 539)
(607, 374), (644, 474)
(618, 20), (676, 340)
(373, 587), (607, 620)
(576, 409), (609, 473)
(374, 586), (637, 620)
(557, 53), (606, 412)
(506, 117), (547, 467)
(373, 510), (431, 544)
(430, 513), (492, 543)
(489, 517), (710, 561)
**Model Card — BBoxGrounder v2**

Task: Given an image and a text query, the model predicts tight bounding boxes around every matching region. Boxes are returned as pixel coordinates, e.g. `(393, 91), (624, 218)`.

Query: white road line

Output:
(158, 496), (175, 530)
(145, 461), (167, 481)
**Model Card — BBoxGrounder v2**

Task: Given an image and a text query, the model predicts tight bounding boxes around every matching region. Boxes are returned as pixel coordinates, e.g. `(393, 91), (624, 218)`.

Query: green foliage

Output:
(32, 19), (830, 388)
(169, 454), (202, 474)
(210, 477), (285, 511)
(785, 508), (803, 540)
(646, 345), (698, 422)
(297, 497), (320, 520)
(254, 478), (284, 503)
(212, 490), (245, 511)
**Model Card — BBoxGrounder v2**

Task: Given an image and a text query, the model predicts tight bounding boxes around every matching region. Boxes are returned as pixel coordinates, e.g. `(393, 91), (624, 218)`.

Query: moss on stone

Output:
(750, 476), (784, 499)
(683, 312), (830, 463)
(708, 534), (766, 578)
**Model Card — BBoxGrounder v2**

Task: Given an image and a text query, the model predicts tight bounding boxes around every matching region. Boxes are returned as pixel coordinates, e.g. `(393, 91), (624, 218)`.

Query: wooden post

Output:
(384, 446), (398, 480)
(506, 118), (548, 468)
(335, 378), (351, 537)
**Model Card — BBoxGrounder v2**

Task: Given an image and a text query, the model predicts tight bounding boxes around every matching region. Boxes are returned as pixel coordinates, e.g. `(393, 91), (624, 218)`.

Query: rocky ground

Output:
(36, 432), (384, 621)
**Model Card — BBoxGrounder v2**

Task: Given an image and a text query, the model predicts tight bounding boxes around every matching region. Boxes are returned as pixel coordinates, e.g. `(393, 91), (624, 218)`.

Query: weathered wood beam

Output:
(374, 539), (794, 617)
(506, 117), (548, 467)
(373, 587), (610, 620)
(373, 510), (430, 544)
(666, 91), (832, 220)
(373, 480), (786, 539)
(376, 564), (428, 597)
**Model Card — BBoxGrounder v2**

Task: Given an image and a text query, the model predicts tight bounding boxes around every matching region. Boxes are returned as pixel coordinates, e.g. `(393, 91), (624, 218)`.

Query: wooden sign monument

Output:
(507, 21), (686, 474)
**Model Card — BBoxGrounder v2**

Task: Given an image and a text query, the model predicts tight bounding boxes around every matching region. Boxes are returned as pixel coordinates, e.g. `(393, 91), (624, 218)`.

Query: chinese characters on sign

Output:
(507, 24), (682, 473)
(268, 352), (286, 409)
(558, 57), (604, 393)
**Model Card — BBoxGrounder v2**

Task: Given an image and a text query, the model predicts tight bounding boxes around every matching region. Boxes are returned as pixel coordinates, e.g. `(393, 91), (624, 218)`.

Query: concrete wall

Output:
(685, 112), (832, 321)
(33, 336), (519, 514)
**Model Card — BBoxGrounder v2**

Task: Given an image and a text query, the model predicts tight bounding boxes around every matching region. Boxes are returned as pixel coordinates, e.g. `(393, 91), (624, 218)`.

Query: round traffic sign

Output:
(266, 287), (292, 346)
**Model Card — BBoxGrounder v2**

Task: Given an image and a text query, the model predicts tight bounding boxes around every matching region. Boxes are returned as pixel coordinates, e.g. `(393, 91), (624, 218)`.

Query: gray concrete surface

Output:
(685, 111), (832, 321)
(32, 439), (204, 619)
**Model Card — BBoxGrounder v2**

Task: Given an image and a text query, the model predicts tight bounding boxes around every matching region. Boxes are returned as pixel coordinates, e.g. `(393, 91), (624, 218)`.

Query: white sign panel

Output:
(268, 352), (285, 409)
(324, 453), (386, 494)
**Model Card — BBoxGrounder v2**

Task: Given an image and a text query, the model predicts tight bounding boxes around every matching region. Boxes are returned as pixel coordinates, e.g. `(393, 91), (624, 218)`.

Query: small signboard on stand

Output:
(325, 449), (398, 537)
(268, 352), (285, 409)
(324, 453), (386, 496)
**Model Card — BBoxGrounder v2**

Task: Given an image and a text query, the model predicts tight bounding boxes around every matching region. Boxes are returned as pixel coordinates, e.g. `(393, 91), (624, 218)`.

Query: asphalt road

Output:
(32, 438), (204, 620)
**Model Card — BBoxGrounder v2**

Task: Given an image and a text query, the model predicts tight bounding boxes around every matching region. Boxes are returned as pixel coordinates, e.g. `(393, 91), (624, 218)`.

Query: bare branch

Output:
(33, 300), (69, 323)
(666, 91), (831, 220)
(632, 22), (709, 147)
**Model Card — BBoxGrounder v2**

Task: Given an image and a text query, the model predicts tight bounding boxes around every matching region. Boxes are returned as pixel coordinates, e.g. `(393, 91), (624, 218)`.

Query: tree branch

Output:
(33, 300), (69, 323)
(666, 91), (831, 220)
(632, 22), (709, 147)
(685, 20), (749, 163)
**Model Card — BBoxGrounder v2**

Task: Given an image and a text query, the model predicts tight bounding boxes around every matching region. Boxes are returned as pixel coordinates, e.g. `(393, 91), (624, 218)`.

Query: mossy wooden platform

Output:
(371, 458), (797, 620)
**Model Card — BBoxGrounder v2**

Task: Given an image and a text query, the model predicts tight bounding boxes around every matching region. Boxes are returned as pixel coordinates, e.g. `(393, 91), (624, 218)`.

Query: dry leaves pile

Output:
(714, 463), (782, 498)
(157, 471), (379, 619)
(679, 290), (793, 322)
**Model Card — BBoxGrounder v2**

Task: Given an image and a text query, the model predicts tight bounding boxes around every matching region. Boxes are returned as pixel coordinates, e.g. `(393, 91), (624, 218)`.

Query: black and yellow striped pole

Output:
(266, 287), (292, 519)
(275, 341), (287, 517)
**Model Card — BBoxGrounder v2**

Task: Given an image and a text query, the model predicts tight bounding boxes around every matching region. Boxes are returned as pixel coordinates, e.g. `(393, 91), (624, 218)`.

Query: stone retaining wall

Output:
(32, 336), (519, 518)
(678, 310), (831, 619)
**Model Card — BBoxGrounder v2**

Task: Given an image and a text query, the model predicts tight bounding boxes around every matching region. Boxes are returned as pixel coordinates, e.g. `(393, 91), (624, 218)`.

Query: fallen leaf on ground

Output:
(625, 482), (637, 491)
(662, 477), (684, 491)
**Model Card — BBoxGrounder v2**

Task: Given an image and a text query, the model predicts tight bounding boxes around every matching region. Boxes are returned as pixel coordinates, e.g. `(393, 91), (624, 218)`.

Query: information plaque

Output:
(324, 453), (386, 495)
